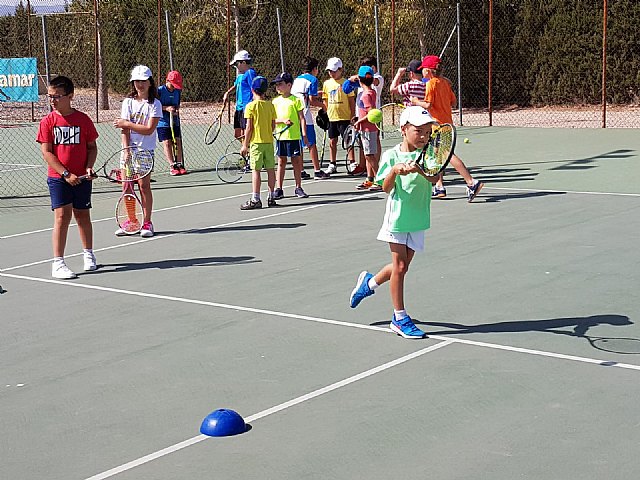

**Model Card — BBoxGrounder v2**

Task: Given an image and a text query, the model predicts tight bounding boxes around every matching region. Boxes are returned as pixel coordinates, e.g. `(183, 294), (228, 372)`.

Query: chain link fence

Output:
(1, 0), (638, 201)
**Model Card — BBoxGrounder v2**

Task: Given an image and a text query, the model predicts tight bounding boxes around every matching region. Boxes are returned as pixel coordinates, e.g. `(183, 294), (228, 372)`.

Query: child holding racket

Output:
(37, 75), (99, 279)
(158, 70), (185, 176)
(411, 55), (484, 202)
(351, 65), (381, 191)
(321, 57), (355, 175)
(349, 106), (440, 339)
(239, 76), (277, 210)
(271, 72), (308, 200)
(390, 59), (426, 107)
(113, 65), (162, 237)
(223, 50), (257, 141)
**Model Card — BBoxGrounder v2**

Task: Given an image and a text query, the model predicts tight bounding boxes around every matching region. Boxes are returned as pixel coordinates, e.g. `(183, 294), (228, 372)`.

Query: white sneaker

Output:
(325, 163), (338, 174)
(52, 262), (77, 280)
(83, 252), (97, 271)
(140, 221), (154, 238)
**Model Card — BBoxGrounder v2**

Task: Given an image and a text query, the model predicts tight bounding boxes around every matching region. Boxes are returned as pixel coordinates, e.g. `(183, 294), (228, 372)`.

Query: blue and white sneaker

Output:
(390, 314), (427, 339)
(350, 271), (375, 308)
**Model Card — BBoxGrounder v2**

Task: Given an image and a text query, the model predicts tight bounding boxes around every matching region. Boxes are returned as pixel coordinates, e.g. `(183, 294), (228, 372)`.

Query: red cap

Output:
(420, 55), (441, 70)
(166, 70), (183, 90)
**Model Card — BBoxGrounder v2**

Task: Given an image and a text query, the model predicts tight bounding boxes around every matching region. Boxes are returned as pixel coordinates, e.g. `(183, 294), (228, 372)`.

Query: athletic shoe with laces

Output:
(83, 252), (97, 271)
(350, 164), (367, 176)
(314, 170), (330, 179)
(432, 186), (447, 198)
(273, 188), (285, 200)
(240, 198), (262, 210)
(356, 180), (374, 190)
(390, 314), (427, 339)
(140, 221), (154, 238)
(368, 183), (383, 192)
(115, 220), (139, 236)
(466, 181), (484, 202)
(325, 163), (338, 174)
(178, 163), (187, 175)
(349, 271), (375, 308)
(170, 163), (181, 176)
(294, 187), (309, 198)
(300, 170), (311, 180)
(52, 262), (77, 280)
(267, 197), (277, 207)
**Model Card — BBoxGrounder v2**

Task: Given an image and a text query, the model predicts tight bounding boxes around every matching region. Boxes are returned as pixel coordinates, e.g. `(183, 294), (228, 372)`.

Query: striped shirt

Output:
(397, 80), (426, 106)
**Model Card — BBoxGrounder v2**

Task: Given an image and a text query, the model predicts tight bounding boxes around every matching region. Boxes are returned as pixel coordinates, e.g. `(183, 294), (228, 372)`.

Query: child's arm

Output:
(40, 142), (82, 185)
(298, 109), (307, 143)
(240, 118), (253, 158)
(222, 85), (236, 103)
(86, 141), (98, 175)
(114, 116), (160, 136)
(389, 67), (406, 95)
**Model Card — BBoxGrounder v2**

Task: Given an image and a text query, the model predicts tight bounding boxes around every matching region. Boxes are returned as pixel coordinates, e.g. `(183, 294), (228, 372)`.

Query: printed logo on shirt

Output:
(53, 126), (81, 145)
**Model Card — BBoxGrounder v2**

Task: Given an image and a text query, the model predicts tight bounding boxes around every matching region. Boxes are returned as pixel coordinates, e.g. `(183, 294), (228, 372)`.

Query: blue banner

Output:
(0, 58), (39, 102)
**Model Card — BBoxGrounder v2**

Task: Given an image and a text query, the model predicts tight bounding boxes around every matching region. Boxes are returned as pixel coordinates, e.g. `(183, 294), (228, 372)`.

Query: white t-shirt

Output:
(120, 97), (162, 151)
(291, 73), (319, 125)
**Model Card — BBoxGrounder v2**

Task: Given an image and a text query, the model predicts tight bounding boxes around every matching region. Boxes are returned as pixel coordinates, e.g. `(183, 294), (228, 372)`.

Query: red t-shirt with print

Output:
(37, 110), (99, 177)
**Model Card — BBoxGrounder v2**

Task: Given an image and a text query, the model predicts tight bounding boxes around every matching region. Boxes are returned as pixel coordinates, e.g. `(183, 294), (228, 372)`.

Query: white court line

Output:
(82, 340), (454, 480)
(2, 271), (640, 373)
(1, 189), (380, 272)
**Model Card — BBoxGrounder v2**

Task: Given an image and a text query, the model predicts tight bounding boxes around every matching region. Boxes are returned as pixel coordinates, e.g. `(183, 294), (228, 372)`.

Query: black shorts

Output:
(157, 125), (181, 142)
(47, 176), (92, 210)
(233, 110), (247, 130)
(328, 120), (350, 140)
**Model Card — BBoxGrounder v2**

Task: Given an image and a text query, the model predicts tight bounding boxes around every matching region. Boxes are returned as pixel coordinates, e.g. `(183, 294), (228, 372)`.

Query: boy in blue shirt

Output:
(157, 70), (185, 175)
(223, 50), (257, 140)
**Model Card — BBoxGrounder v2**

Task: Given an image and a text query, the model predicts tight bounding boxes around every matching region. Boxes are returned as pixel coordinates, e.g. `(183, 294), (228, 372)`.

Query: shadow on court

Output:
(93, 255), (259, 273)
(158, 222), (307, 236)
(376, 314), (640, 355)
(550, 149), (635, 171)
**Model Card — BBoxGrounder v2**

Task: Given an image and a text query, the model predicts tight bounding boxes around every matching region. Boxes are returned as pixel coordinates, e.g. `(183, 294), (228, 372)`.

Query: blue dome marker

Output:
(200, 409), (247, 437)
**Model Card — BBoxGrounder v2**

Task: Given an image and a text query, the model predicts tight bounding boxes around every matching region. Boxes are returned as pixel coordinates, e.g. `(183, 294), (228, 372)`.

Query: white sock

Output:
(53, 257), (64, 266)
(368, 278), (379, 291)
(394, 309), (408, 320)
(252, 193), (261, 201)
(83, 249), (93, 255)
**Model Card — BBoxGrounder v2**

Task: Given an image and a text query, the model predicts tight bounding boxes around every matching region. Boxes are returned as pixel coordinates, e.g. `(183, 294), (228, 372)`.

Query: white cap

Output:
(325, 57), (343, 71)
(399, 106), (436, 127)
(230, 50), (252, 65)
(130, 65), (152, 81)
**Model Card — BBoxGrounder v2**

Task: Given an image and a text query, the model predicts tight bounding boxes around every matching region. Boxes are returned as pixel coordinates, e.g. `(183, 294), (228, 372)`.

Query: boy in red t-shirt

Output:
(352, 66), (381, 192)
(37, 76), (99, 279)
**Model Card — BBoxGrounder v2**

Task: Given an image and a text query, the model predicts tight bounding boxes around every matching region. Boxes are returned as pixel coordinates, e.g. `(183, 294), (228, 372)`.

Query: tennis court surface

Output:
(1, 127), (639, 480)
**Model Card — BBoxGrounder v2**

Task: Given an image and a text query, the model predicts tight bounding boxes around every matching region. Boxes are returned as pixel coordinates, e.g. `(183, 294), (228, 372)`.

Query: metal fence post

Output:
(165, 10), (174, 71)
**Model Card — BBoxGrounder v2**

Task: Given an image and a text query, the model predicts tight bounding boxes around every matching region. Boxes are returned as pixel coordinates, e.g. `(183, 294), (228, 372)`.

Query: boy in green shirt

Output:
(240, 76), (277, 210)
(349, 106), (439, 339)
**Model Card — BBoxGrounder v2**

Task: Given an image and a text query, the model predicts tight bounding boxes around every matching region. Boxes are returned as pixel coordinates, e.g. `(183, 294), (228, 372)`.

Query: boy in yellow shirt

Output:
(240, 76), (278, 209)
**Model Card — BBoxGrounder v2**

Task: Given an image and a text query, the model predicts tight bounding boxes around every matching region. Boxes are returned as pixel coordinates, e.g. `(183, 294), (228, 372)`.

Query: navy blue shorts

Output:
(47, 176), (92, 210)
(276, 139), (302, 158)
(157, 125), (181, 142)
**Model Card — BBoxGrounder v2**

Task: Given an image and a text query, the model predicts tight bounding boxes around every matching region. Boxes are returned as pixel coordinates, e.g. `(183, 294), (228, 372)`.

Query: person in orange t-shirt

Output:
(411, 55), (484, 202)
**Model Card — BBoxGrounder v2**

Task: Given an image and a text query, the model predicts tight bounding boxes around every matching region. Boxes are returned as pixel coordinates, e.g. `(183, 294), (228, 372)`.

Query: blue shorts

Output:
(157, 125), (181, 142)
(276, 139), (302, 158)
(47, 176), (92, 210)
(300, 124), (317, 147)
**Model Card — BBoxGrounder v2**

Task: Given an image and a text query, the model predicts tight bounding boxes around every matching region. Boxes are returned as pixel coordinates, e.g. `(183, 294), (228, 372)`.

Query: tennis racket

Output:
(319, 128), (327, 169)
(169, 113), (180, 170)
(273, 122), (292, 141)
(204, 98), (227, 145)
(380, 103), (406, 136)
(216, 152), (247, 184)
(344, 127), (364, 175)
(416, 124), (456, 176)
(83, 146), (154, 234)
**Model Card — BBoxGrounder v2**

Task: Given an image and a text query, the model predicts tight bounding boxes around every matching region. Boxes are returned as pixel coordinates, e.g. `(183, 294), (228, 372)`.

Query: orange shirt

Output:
(424, 77), (456, 124)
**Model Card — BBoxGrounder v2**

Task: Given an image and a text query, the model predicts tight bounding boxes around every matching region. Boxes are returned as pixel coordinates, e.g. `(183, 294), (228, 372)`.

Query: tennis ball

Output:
(367, 108), (383, 124)
(464, 138), (470, 143)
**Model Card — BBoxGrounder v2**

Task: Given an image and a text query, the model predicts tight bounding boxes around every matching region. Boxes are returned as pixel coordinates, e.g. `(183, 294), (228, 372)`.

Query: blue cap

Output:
(271, 72), (294, 84)
(252, 76), (268, 94)
(358, 65), (374, 78)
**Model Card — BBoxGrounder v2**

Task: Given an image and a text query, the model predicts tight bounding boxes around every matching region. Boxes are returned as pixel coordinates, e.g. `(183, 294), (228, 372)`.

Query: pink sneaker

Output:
(140, 221), (154, 238)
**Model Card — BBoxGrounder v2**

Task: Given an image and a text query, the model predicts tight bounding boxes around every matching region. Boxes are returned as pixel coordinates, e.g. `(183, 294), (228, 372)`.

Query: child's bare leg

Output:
(251, 168), (261, 194)
(175, 137), (184, 165)
(137, 177), (153, 223)
(266, 168), (276, 193)
(388, 243), (415, 311)
(449, 154), (475, 186)
(329, 137), (338, 163)
(291, 155), (302, 187)
(74, 209), (93, 250)
(276, 156), (287, 189)
(162, 140), (174, 167)
(308, 144), (321, 171)
(52, 205), (73, 257)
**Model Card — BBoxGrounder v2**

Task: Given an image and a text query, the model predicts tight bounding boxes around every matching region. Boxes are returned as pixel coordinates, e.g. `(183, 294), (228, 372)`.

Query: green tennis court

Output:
(1, 126), (639, 480)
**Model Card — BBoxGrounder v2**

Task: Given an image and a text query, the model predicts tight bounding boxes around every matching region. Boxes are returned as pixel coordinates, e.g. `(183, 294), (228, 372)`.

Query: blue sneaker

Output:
(390, 314), (426, 339)
(350, 271), (374, 308)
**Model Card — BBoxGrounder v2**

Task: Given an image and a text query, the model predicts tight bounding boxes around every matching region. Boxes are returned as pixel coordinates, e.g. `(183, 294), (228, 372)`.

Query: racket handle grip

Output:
(78, 172), (98, 181)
